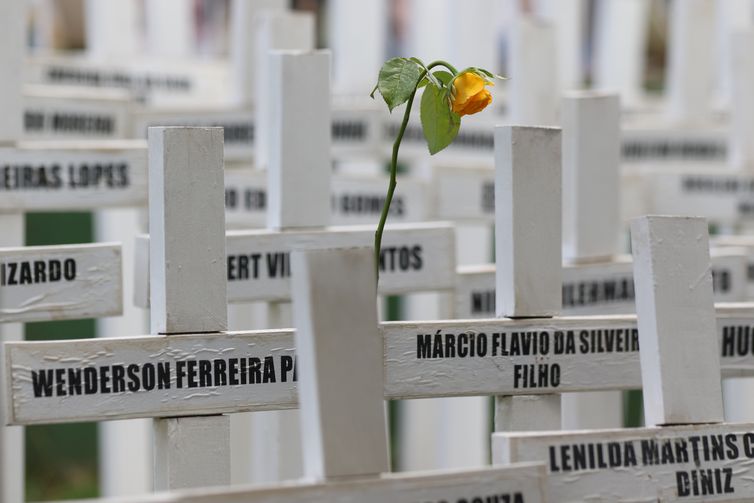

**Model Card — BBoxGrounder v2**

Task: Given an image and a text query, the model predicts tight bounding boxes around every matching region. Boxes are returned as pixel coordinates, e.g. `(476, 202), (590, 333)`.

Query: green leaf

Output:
(432, 70), (454, 86)
(420, 83), (460, 155)
(370, 82), (379, 98)
(417, 77), (428, 89)
(377, 57), (424, 112)
(474, 67), (508, 81)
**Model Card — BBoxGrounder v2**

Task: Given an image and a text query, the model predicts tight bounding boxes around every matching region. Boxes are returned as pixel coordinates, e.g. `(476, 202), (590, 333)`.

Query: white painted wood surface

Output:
(64, 464), (547, 503)
(23, 86), (130, 140)
(148, 127), (227, 335)
(84, 0), (139, 60)
(537, 0), (587, 90)
(267, 51), (331, 230)
(666, 0), (717, 124)
(496, 422), (754, 502)
(9, 306), (754, 425)
(224, 170), (429, 228)
(0, 242), (121, 323)
(432, 165), (495, 222)
(148, 127), (229, 490)
(561, 92), (623, 430)
(496, 395), (561, 432)
(328, 0), (386, 96)
(292, 247), (388, 479)
(493, 216), (740, 501)
(254, 12), (314, 170)
(96, 208), (151, 498)
(144, 0), (194, 59)
(562, 93), (620, 262)
(0, 141), (146, 210)
(622, 126), (727, 164)
(593, 0), (650, 107)
(495, 126), (561, 317)
(508, 16), (558, 126)
(131, 105), (380, 164)
(641, 165), (754, 223)
(134, 222), (456, 306)
(715, 0), (754, 108)
(26, 54), (230, 106)
(1, 2), (28, 500)
(0, 216), (24, 503)
(631, 216), (724, 425)
(130, 108), (254, 163)
(455, 251), (748, 319)
(154, 416), (231, 491)
(229, 0), (287, 106)
(730, 29), (754, 170)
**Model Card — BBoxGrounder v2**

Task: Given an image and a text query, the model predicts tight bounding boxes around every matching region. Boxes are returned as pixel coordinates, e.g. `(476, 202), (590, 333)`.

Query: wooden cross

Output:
(9, 125), (754, 488)
(493, 215), (754, 501)
(63, 246), (548, 503)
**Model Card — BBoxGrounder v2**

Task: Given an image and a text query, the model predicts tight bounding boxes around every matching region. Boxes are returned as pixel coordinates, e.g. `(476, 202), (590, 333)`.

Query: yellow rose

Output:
(450, 72), (493, 116)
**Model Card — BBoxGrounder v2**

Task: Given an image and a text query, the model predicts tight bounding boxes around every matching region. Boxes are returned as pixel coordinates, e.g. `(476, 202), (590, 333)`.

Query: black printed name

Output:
(31, 355), (296, 398)
(1, 259), (76, 286)
(0, 163), (130, 191)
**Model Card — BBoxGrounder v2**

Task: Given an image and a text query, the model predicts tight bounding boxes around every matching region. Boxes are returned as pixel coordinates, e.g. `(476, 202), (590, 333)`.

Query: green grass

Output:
(24, 212), (99, 501)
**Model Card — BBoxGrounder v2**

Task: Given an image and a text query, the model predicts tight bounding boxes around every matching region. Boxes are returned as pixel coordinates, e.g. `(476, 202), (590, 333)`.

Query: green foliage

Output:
(25, 212), (99, 500)
(374, 57), (424, 112)
(420, 83), (460, 155)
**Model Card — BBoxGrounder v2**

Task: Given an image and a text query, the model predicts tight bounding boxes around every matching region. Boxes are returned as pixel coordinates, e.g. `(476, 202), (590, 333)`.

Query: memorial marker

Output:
(0, 140), (147, 210)
(26, 53), (230, 106)
(23, 85), (131, 140)
(494, 216), (754, 502)
(59, 247), (547, 503)
(133, 51), (455, 307)
(224, 169), (429, 228)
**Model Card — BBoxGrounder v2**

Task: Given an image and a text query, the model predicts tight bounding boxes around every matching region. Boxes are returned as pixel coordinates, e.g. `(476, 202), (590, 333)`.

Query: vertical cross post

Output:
(729, 29), (754, 170)
(149, 127), (230, 490)
(631, 216), (724, 425)
(509, 16), (558, 125)
(0, 0), (26, 501)
(494, 125), (562, 431)
(229, 0), (287, 105)
(666, 0), (716, 124)
(291, 247), (389, 480)
(253, 12), (315, 170)
(560, 92), (624, 430)
(593, 0), (650, 106)
(250, 49), (332, 483)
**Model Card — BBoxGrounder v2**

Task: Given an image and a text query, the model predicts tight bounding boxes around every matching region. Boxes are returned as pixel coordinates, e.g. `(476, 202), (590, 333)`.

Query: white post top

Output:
(495, 125), (562, 318)
(562, 92), (620, 262)
(291, 247), (389, 481)
(84, 0), (140, 59)
(145, 0), (194, 58)
(509, 15), (559, 126)
(729, 29), (754, 170)
(593, 0), (650, 106)
(229, 0), (287, 105)
(328, 0), (387, 95)
(666, 0), (716, 125)
(148, 127), (228, 334)
(630, 215), (724, 426)
(0, 0), (24, 142)
(254, 11), (315, 170)
(267, 50), (332, 230)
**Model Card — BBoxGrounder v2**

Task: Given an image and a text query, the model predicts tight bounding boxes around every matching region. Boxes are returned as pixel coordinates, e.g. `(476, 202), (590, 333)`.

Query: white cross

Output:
(493, 215), (754, 501)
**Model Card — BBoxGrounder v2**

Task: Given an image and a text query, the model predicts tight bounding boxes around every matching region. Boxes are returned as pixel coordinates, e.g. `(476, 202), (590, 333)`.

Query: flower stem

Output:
(374, 60), (458, 281)
(374, 77), (423, 280)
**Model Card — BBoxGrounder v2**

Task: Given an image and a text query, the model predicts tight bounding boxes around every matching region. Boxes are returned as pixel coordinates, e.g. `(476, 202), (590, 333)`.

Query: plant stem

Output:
(428, 60), (458, 74)
(374, 79), (422, 280)
(374, 60), (458, 281)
